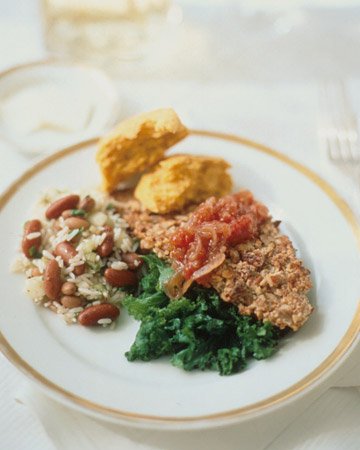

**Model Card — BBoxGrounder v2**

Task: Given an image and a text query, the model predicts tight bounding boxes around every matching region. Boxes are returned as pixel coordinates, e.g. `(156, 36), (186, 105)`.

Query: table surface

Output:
(1, 1), (360, 449)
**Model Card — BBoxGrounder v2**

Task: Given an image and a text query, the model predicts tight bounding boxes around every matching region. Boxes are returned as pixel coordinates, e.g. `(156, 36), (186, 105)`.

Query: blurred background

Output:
(3, 0), (360, 82)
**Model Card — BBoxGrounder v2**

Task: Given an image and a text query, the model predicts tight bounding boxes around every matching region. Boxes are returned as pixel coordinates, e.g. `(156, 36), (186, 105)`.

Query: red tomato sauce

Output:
(170, 191), (269, 281)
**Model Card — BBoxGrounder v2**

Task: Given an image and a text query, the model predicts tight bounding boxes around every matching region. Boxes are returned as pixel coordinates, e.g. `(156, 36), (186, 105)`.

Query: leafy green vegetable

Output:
(123, 254), (284, 375)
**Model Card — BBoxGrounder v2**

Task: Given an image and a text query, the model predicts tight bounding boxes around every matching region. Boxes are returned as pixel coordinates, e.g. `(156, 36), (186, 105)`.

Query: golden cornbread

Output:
(96, 108), (188, 192)
(134, 155), (233, 213)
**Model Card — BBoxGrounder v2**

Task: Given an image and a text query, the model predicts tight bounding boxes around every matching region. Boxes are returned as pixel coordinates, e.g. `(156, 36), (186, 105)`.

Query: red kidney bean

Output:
(104, 268), (137, 287)
(44, 259), (62, 300)
(54, 242), (85, 275)
(122, 253), (143, 270)
(79, 195), (96, 212)
(61, 295), (84, 309)
(64, 217), (89, 230)
(78, 303), (120, 326)
(97, 226), (114, 257)
(45, 195), (80, 220)
(22, 219), (42, 258)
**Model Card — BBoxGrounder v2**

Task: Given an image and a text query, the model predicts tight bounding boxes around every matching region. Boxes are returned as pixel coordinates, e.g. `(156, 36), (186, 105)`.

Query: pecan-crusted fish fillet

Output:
(115, 191), (313, 331)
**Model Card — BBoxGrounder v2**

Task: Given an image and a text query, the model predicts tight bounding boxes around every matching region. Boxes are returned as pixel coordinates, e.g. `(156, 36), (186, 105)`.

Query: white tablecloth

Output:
(0, 1), (360, 449)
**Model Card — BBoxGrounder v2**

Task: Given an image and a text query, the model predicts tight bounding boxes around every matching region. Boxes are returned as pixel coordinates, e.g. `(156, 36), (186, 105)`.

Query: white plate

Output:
(0, 131), (359, 429)
(0, 60), (119, 155)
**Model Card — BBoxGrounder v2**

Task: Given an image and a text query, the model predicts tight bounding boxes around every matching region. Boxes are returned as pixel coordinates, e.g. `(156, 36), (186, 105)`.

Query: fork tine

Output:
(327, 81), (352, 161)
(348, 126), (360, 162)
(349, 136), (360, 162)
(337, 81), (357, 161)
(319, 81), (360, 163)
(319, 82), (341, 160)
(319, 83), (332, 158)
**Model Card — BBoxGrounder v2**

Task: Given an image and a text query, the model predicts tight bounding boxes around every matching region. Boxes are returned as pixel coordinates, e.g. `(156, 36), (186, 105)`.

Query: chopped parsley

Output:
(28, 245), (42, 259)
(123, 254), (284, 376)
(71, 209), (86, 217)
(66, 228), (83, 241)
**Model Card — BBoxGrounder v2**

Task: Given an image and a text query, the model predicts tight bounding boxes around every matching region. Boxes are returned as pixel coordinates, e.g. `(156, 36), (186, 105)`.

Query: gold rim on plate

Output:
(0, 130), (359, 426)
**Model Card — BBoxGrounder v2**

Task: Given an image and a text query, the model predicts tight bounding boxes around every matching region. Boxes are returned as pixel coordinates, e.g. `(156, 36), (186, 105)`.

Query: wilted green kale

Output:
(123, 254), (283, 375)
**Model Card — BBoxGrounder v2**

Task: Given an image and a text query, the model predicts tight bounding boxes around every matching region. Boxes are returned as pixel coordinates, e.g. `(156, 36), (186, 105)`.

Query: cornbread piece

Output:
(117, 194), (313, 331)
(134, 155), (233, 213)
(96, 109), (188, 192)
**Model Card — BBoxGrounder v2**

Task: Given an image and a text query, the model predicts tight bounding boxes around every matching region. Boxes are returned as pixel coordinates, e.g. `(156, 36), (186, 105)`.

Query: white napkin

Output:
(12, 382), (360, 450)
(266, 388), (360, 450)
(10, 383), (326, 450)
(335, 364), (360, 387)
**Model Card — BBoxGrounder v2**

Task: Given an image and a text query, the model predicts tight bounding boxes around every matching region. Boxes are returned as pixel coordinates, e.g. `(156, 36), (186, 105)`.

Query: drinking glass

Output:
(41, 0), (177, 66)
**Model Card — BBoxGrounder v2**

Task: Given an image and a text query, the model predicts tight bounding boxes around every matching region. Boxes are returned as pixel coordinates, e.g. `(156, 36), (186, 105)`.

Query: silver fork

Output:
(318, 81), (360, 215)
(319, 81), (360, 163)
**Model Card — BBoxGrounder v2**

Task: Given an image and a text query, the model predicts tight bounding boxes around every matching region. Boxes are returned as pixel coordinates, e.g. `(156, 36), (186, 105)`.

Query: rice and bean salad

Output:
(11, 189), (141, 327)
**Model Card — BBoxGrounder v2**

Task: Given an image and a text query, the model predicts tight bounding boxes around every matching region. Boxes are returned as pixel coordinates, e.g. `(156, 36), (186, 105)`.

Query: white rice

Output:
(55, 255), (64, 268)
(89, 212), (108, 226)
(98, 318), (112, 325)
(42, 250), (54, 260)
(32, 259), (46, 273)
(66, 229), (79, 241)
(26, 232), (41, 240)
(111, 261), (128, 270)
(69, 307), (84, 314)
(11, 255), (32, 273)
